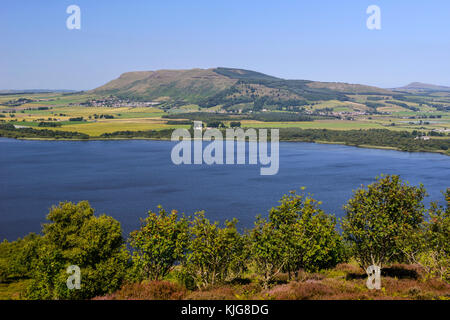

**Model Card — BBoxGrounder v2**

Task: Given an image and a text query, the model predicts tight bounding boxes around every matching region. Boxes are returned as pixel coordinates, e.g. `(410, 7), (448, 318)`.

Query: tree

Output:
(0, 233), (42, 283)
(183, 212), (244, 289)
(251, 191), (345, 287)
(25, 201), (129, 299)
(206, 121), (225, 128)
(401, 189), (449, 281)
(128, 206), (189, 281)
(342, 175), (427, 272)
(288, 196), (345, 274)
(249, 216), (285, 289)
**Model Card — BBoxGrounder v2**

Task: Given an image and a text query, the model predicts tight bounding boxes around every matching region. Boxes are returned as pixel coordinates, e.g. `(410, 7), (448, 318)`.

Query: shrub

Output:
(128, 207), (189, 281)
(25, 201), (129, 300)
(250, 191), (346, 288)
(342, 175), (427, 271)
(96, 281), (186, 300)
(186, 286), (237, 300)
(266, 281), (335, 300)
(401, 189), (449, 281)
(0, 233), (42, 282)
(248, 216), (285, 289)
(182, 212), (245, 289)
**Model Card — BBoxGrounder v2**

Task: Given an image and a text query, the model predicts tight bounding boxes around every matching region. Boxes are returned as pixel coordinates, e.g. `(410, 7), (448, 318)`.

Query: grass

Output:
(115, 112), (166, 119)
(306, 100), (368, 112)
(43, 120), (190, 136)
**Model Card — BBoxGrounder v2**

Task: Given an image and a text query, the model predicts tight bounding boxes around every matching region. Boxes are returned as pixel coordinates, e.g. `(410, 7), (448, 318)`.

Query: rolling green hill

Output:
(92, 67), (393, 109)
(92, 68), (237, 102)
(395, 82), (450, 92)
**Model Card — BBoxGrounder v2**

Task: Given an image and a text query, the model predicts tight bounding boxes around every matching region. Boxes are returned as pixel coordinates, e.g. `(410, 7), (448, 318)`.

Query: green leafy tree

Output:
(128, 206), (189, 281)
(400, 189), (449, 281)
(249, 216), (285, 289)
(251, 191), (345, 287)
(0, 233), (42, 282)
(25, 201), (129, 300)
(342, 175), (427, 271)
(289, 197), (346, 274)
(183, 212), (244, 289)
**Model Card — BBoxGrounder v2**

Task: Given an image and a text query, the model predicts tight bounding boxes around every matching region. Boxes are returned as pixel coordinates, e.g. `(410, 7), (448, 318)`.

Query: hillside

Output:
(92, 67), (393, 109)
(92, 68), (237, 102)
(394, 82), (450, 92)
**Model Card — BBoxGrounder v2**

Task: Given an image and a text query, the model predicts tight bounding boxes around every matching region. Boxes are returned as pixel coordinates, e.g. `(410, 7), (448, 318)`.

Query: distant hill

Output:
(0, 89), (76, 95)
(394, 82), (450, 92)
(92, 67), (392, 109)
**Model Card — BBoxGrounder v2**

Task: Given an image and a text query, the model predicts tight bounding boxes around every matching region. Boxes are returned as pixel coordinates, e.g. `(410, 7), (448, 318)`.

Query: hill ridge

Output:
(92, 67), (392, 108)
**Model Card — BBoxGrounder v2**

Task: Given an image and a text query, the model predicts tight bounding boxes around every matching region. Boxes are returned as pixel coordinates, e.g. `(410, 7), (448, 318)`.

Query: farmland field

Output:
(1, 91), (448, 147)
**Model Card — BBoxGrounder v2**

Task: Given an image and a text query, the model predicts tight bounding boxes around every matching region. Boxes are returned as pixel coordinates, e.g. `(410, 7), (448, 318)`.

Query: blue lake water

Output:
(0, 138), (449, 240)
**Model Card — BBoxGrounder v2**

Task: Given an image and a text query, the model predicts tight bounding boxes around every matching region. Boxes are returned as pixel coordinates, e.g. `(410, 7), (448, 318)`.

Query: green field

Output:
(1, 92), (448, 146)
(53, 121), (190, 136)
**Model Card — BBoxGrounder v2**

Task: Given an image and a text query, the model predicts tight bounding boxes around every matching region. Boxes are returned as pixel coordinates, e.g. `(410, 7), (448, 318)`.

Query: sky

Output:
(1, 0), (450, 90)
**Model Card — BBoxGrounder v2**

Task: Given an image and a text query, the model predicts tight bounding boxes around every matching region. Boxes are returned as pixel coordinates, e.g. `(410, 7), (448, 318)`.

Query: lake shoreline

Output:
(6, 136), (449, 156)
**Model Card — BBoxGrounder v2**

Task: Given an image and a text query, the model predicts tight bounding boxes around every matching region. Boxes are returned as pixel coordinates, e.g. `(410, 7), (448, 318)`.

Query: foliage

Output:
(81, 126), (450, 155)
(278, 128), (450, 154)
(94, 280), (186, 300)
(0, 123), (89, 140)
(128, 207), (189, 281)
(400, 189), (450, 281)
(0, 233), (42, 282)
(248, 216), (285, 289)
(100, 129), (174, 139)
(274, 192), (345, 275)
(2, 179), (449, 299)
(38, 122), (62, 127)
(342, 175), (427, 271)
(163, 111), (315, 122)
(182, 212), (245, 289)
(250, 191), (345, 288)
(206, 121), (225, 128)
(24, 201), (129, 299)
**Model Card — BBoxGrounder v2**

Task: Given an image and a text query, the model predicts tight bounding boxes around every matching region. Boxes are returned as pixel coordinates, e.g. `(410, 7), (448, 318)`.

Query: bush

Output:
(248, 216), (285, 289)
(186, 286), (237, 300)
(128, 207), (189, 281)
(266, 281), (335, 300)
(250, 191), (346, 289)
(342, 175), (427, 271)
(182, 212), (245, 289)
(401, 189), (449, 282)
(25, 201), (129, 300)
(95, 281), (186, 300)
(0, 233), (42, 282)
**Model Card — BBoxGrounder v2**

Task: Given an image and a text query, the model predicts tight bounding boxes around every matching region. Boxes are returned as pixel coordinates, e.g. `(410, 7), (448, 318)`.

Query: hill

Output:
(394, 82), (450, 92)
(92, 67), (392, 109)
(0, 89), (76, 95)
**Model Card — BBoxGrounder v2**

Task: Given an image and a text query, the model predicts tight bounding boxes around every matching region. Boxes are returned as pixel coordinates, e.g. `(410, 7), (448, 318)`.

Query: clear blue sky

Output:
(1, 0), (450, 90)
